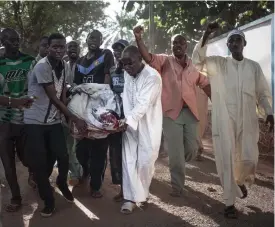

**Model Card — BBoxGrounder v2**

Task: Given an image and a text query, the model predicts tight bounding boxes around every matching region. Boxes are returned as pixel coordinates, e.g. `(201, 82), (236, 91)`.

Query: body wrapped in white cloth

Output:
(67, 83), (122, 139)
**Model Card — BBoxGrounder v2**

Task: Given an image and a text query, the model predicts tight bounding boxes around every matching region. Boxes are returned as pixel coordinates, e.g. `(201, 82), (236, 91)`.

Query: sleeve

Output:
(126, 74), (162, 130)
(34, 63), (53, 84)
(196, 72), (210, 88)
(149, 54), (168, 74)
(104, 50), (115, 74)
(255, 63), (273, 116)
(192, 37), (225, 77)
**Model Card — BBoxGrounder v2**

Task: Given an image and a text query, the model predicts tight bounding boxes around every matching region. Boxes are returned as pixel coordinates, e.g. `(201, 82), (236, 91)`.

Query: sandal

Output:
(224, 205), (238, 219)
(91, 190), (103, 198)
(5, 202), (22, 212)
(113, 192), (123, 202)
(239, 185), (248, 199)
(121, 201), (136, 214)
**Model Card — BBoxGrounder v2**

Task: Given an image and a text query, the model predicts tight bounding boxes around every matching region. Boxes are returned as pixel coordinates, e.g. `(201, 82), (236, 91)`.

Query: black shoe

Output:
(57, 184), (74, 203)
(40, 206), (55, 218)
(238, 184), (248, 199)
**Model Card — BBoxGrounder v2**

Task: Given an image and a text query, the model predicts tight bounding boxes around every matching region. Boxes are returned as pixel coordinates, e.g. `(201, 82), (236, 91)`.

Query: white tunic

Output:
(192, 38), (273, 206)
(122, 64), (162, 203)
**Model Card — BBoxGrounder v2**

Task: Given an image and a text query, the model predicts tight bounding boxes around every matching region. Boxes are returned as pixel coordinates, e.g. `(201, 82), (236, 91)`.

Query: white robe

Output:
(195, 86), (209, 147)
(122, 64), (162, 203)
(192, 38), (273, 206)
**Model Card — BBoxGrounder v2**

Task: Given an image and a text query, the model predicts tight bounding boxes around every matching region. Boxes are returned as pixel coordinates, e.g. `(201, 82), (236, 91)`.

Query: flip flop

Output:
(5, 203), (22, 212)
(121, 201), (136, 214)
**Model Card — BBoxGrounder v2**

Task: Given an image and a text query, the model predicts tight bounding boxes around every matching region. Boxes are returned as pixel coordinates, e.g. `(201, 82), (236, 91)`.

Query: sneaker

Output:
(40, 206), (55, 218)
(57, 184), (74, 203)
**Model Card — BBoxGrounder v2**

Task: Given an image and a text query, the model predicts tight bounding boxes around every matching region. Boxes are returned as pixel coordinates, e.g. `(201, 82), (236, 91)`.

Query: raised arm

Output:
(192, 22), (223, 77)
(133, 26), (152, 64)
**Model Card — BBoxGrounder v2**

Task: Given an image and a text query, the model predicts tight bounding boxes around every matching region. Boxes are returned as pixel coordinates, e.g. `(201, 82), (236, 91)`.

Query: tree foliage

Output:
(101, 11), (138, 49)
(0, 1), (109, 55)
(124, 1), (274, 54)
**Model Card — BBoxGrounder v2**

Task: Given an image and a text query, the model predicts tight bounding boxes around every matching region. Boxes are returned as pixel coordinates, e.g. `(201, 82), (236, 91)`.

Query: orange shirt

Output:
(149, 54), (209, 120)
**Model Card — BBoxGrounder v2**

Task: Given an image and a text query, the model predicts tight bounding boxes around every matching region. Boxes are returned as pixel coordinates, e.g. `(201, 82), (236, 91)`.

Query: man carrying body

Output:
(133, 26), (211, 197)
(119, 45), (162, 214)
(74, 30), (114, 198)
(24, 33), (86, 217)
(109, 39), (129, 202)
(192, 23), (274, 218)
(0, 28), (35, 212)
(64, 40), (83, 186)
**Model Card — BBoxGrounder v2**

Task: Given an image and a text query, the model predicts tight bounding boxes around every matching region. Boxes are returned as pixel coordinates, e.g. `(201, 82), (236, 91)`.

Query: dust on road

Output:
(2, 137), (274, 227)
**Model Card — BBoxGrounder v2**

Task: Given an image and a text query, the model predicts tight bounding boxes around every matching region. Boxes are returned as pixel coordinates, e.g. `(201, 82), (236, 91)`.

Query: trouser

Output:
(0, 123), (29, 203)
(76, 138), (108, 191)
(63, 126), (82, 180)
(25, 123), (69, 207)
(163, 108), (199, 192)
(108, 132), (122, 185)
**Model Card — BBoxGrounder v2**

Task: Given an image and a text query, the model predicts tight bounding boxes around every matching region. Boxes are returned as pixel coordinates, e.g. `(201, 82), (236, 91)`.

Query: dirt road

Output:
(2, 136), (274, 227)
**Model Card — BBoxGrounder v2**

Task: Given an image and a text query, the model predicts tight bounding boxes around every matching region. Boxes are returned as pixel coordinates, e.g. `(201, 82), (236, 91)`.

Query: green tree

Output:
(124, 1), (274, 54)
(0, 1), (109, 55)
(101, 11), (138, 49)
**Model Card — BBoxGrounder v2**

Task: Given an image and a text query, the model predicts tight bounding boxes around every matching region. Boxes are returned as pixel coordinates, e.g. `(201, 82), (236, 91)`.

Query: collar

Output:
(86, 48), (102, 60)
(174, 54), (190, 68)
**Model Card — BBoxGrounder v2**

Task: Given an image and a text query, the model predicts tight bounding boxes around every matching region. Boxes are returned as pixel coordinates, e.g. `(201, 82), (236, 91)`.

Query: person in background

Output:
(36, 36), (49, 62)
(109, 39), (129, 202)
(64, 40), (83, 186)
(0, 28), (35, 212)
(192, 22), (274, 218)
(133, 25), (211, 197)
(195, 86), (209, 161)
(119, 45), (162, 214)
(24, 33), (86, 217)
(74, 30), (114, 198)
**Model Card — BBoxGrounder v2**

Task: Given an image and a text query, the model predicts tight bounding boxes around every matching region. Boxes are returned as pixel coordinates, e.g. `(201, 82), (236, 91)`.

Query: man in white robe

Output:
(118, 45), (162, 214)
(192, 23), (274, 218)
(195, 86), (209, 161)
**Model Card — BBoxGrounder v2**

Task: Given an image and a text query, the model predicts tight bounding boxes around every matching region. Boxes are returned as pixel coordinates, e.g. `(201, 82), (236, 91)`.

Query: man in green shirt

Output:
(0, 28), (34, 212)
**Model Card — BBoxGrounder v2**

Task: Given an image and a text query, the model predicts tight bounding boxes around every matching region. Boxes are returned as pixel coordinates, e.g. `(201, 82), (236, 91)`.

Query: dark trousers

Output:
(76, 138), (108, 191)
(25, 123), (69, 207)
(0, 123), (28, 203)
(108, 132), (122, 185)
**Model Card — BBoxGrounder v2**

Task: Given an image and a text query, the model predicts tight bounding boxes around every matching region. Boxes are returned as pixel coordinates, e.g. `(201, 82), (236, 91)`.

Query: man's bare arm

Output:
(134, 26), (152, 63)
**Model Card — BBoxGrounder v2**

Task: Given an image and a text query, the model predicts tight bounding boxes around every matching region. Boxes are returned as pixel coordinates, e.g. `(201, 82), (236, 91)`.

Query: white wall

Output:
(205, 17), (273, 110)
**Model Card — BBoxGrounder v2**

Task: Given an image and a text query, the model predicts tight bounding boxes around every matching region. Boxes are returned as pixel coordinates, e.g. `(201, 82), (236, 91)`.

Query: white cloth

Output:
(192, 38), (273, 206)
(195, 86), (209, 147)
(122, 64), (162, 203)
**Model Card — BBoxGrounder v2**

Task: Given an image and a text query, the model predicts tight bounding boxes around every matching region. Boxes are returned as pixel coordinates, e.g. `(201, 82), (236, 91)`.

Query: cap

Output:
(227, 29), (246, 42)
(112, 39), (129, 49)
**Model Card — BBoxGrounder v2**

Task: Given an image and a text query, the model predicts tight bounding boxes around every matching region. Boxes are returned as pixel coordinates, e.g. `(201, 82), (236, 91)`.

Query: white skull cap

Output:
(227, 29), (246, 42)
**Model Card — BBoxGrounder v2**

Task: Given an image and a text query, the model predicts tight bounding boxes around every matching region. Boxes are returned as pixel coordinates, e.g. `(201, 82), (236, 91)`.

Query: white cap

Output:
(227, 29), (246, 42)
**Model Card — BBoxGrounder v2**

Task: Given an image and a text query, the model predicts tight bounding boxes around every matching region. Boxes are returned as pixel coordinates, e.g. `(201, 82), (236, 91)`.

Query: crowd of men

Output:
(0, 21), (273, 220)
